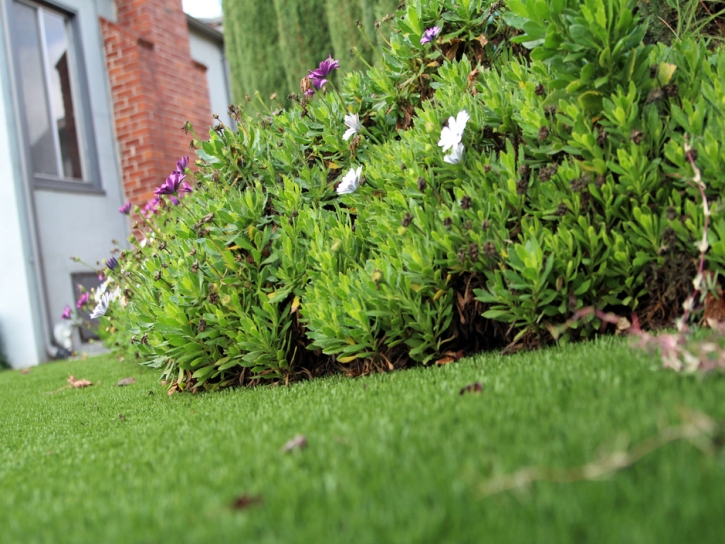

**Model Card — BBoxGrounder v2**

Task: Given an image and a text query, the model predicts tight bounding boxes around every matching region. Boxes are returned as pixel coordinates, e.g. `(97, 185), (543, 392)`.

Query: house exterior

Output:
(0, 0), (232, 369)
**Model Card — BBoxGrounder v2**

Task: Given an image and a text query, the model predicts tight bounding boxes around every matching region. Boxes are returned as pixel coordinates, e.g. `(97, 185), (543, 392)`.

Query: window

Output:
(11, 0), (94, 187)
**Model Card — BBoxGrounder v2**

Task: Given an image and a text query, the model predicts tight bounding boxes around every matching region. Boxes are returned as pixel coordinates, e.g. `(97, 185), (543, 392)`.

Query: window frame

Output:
(6, 0), (103, 194)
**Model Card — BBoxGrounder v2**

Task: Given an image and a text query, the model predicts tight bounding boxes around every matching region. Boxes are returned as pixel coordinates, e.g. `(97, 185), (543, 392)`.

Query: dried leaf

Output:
(460, 382), (484, 395)
(67, 375), (93, 389)
(467, 69), (480, 89)
(116, 377), (137, 387)
(706, 317), (725, 332)
(282, 434), (307, 453)
(436, 356), (455, 366)
(444, 40), (461, 61)
(444, 350), (465, 361)
(704, 291), (725, 325)
(232, 494), (263, 510)
(20, 368), (31, 375)
(118, 414), (126, 421)
(616, 317), (632, 332)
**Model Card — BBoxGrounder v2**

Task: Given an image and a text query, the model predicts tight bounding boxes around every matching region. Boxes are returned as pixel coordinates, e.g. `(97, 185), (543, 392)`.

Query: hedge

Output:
(99, 0), (725, 392)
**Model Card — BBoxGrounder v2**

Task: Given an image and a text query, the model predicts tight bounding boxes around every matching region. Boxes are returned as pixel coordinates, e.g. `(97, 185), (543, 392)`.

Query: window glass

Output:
(43, 10), (82, 179)
(12, 1), (84, 181)
(13, 1), (57, 176)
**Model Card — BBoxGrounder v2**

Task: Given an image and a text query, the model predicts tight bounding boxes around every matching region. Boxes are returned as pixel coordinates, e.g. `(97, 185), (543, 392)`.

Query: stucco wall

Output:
(0, 0), (128, 367)
(0, 16), (43, 368)
(188, 25), (233, 128)
(31, 0), (129, 349)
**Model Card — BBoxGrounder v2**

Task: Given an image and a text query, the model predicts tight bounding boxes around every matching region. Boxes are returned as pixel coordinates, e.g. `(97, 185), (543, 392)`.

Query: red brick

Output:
(101, 2), (212, 211)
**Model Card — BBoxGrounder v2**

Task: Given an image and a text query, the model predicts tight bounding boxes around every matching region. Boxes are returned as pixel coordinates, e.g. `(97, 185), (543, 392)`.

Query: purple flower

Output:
(76, 292), (90, 309)
(169, 196), (180, 206)
(155, 171), (186, 196)
(308, 55), (339, 89)
(61, 305), (72, 320)
(119, 202), (132, 215)
(179, 181), (193, 194)
(176, 156), (189, 173)
(106, 257), (119, 271)
(310, 76), (327, 90)
(420, 26), (441, 45)
(142, 197), (160, 218)
(98, 274), (104, 281)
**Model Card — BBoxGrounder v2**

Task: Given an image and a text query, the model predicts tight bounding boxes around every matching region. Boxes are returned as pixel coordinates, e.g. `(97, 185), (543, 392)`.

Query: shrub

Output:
(100, 0), (725, 391)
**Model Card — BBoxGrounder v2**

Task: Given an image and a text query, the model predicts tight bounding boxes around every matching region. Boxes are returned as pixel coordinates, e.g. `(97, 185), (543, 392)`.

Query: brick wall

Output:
(100, 0), (212, 206)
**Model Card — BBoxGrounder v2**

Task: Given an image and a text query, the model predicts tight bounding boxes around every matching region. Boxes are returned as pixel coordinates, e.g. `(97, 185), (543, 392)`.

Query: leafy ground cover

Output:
(1, 339), (724, 544)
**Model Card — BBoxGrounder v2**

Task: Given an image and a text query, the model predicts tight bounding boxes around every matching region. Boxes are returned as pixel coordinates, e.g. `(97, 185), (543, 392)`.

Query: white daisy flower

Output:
(444, 142), (465, 165)
(438, 110), (470, 152)
(343, 113), (363, 141)
(90, 292), (112, 319)
(337, 166), (363, 195)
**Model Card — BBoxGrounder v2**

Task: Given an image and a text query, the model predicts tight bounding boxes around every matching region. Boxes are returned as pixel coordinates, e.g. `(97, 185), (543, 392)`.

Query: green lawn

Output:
(1, 338), (724, 544)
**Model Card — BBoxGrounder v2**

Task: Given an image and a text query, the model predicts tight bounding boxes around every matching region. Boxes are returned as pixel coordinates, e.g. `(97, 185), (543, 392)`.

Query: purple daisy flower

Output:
(308, 55), (339, 89)
(106, 257), (119, 271)
(76, 292), (90, 309)
(142, 197), (160, 218)
(420, 26), (441, 45)
(155, 171), (187, 196)
(61, 305), (72, 320)
(176, 156), (189, 173)
(119, 202), (132, 215)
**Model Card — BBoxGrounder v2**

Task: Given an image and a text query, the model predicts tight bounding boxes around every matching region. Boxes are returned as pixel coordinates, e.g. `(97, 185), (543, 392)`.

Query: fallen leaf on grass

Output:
(116, 377), (137, 386)
(68, 375), (93, 388)
(282, 435), (307, 453)
(231, 494), (263, 510)
(460, 382), (484, 395)
(118, 414), (125, 421)
(20, 368), (31, 375)
(436, 350), (465, 365)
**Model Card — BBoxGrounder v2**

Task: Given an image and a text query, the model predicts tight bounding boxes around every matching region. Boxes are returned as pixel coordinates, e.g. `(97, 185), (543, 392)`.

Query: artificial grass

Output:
(0, 338), (724, 544)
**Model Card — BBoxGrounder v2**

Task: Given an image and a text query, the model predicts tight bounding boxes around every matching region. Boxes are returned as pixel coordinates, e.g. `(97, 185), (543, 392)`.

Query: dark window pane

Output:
(13, 1), (58, 177)
(43, 10), (83, 180)
(72, 273), (102, 342)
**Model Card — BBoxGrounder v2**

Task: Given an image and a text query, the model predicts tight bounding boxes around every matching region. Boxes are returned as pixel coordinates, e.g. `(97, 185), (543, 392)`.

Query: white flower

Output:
(337, 166), (362, 194)
(90, 292), (112, 319)
(444, 142), (465, 165)
(343, 113), (362, 141)
(95, 279), (121, 305)
(438, 110), (470, 152)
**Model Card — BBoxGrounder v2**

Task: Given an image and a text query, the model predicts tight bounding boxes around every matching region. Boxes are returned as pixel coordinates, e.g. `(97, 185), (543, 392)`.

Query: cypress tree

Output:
(361, 0), (401, 50)
(272, 0), (334, 94)
(324, 0), (373, 73)
(322, 0), (403, 75)
(222, 0), (289, 109)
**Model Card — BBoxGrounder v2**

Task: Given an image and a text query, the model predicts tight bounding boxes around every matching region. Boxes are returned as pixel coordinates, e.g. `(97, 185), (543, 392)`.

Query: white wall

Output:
(0, 0), (128, 367)
(0, 1), (43, 368)
(31, 0), (129, 350)
(188, 24), (233, 127)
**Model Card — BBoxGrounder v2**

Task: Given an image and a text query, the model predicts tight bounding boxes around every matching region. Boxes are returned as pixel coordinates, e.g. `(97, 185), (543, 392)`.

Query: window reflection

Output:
(12, 1), (84, 181)
(43, 10), (82, 180)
